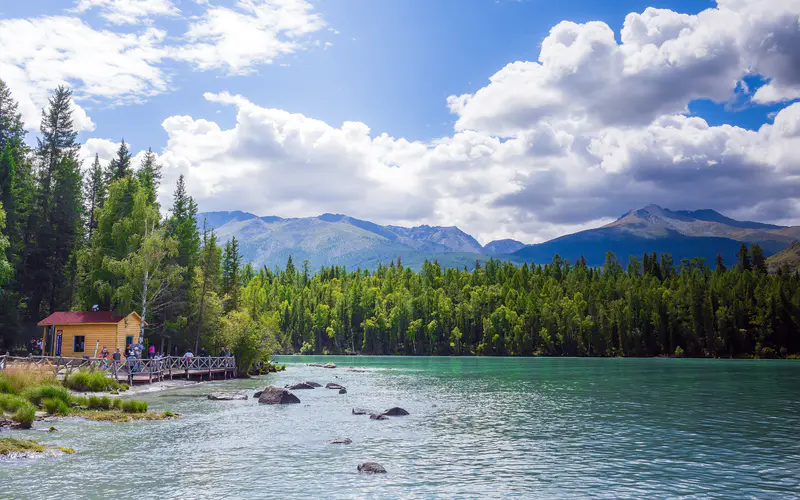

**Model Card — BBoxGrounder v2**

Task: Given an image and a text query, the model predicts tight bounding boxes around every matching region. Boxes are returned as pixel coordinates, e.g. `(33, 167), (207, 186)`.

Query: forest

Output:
(0, 80), (798, 362)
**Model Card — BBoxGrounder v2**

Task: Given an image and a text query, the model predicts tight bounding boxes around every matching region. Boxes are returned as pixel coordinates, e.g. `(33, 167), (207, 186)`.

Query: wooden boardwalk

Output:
(0, 354), (237, 384)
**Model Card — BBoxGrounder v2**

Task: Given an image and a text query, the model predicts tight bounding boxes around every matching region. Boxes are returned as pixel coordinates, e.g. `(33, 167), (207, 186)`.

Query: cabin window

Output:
(73, 335), (85, 353)
(126, 335), (133, 347)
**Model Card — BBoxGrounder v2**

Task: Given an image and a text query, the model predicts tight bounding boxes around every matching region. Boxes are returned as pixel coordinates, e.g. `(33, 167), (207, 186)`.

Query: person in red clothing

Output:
(148, 344), (156, 359)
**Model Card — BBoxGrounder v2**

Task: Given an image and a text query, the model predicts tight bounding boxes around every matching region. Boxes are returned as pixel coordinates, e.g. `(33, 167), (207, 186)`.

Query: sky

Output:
(1, 0), (799, 245)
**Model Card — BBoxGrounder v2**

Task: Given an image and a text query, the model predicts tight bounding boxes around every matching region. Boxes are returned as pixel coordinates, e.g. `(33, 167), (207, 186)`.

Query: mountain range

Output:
(197, 205), (800, 271)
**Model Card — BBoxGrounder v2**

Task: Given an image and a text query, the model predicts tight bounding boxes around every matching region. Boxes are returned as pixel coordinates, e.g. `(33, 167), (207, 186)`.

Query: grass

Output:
(63, 369), (120, 392)
(0, 437), (75, 456)
(0, 437), (46, 455)
(0, 366), (169, 428)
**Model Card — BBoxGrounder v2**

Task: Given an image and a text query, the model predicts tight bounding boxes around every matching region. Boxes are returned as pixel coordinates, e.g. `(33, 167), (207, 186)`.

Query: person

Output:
(112, 348), (121, 361)
(37, 340), (43, 355)
(125, 344), (133, 358)
(219, 346), (227, 357)
(28, 337), (37, 355)
(199, 346), (207, 357)
(100, 346), (109, 359)
(183, 350), (193, 358)
(148, 344), (156, 359)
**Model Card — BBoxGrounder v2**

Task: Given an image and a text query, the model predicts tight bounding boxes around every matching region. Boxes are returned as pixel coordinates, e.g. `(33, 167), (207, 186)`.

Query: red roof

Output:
(37, 311), (126, 326)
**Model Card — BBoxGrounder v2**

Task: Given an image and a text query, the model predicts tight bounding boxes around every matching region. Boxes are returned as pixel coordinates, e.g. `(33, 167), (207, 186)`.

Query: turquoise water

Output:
(2, 357), (799, 498)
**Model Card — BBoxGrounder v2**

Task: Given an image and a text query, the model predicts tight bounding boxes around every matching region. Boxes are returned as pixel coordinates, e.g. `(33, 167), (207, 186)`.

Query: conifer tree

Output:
(736, 243), (751, 272)
(137, 148), (162, 208)
(84, 154), (106, 240)
(109, 139), (132, 181)
(750, 243), (766, 274)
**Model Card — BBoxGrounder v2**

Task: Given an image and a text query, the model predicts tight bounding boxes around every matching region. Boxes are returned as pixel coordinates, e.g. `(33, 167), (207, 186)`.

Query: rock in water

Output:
(382, 407), (409, 416)
(338, 388), (347, 394)
(352, 408), (375, 415)
(285, 382), (315, 390)
(326, 383), (345, 390)
(257, 386), (301, 405)
(329, 438), (352, 445)
(305, 381), (322, 387)
(323, 362), (337, 369)
(208, 392), (248, 401)
(369, 413), (388, 420)
(253, 391), (263, 399)
(358, 462), (387, 473)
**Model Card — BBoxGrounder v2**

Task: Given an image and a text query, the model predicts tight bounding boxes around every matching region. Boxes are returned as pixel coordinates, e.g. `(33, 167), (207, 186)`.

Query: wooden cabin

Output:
(37, 311), (144, 358)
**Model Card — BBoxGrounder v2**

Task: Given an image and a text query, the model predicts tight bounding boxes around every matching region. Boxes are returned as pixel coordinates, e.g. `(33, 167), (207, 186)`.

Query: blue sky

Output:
(1, 0), (799, 243)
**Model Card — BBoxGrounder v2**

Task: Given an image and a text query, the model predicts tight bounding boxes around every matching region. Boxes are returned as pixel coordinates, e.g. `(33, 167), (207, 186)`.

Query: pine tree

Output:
(736, 243), (751, 272)
(221, 236), (242, 312)
(22, 86), (81, 319)
(137, 148), (162, 207)
(84, 154), (106, 241)
(750, 243), (766, 274)
(109, 139), (132, 181)
(715, 253), (726, 274)
(194, 219), (222, 352)
(0, 79), (25, 154)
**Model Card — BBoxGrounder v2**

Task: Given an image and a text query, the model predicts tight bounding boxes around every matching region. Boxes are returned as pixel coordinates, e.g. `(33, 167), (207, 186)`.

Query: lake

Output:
(2, 357), (799, 499)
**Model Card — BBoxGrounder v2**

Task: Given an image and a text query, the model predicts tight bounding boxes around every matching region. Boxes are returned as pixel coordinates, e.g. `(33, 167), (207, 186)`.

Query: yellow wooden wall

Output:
(53, 324), (119, 357)
(117, 314), (141, 349)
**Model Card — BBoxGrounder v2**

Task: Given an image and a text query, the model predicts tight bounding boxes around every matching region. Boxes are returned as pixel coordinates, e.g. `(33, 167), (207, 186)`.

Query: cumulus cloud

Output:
(74, 0), (179, 25)
(0, 16), (168, 131)
(0, 0), (326, 131)
(448, 1), (800, 136)
(173, 0), (326, 73)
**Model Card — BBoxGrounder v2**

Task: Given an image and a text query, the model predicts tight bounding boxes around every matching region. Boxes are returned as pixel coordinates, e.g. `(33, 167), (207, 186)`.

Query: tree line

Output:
(0, 79), (798, 361)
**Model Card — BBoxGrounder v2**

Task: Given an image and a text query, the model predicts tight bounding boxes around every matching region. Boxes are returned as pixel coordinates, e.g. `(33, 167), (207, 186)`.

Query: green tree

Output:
(136, 148), (161, 208)
(109, 139), (132, 181)
(83, 154), (106, 241)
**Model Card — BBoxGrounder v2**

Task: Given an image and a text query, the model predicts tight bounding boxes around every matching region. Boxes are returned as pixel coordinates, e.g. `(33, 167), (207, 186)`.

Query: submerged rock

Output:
(351, 408), (374, 415)
(308, 362), (337, 369)
(257, 386), (301, 405)
(338, 388), (347, 394)
(345, 368), (366, 373)
(305, 381), (323, 387)
(329, 438), (352, 445)
(208, 392), (248, 401)
(326, 383), (345, 390)
(369, 413), (388, 420)
(382, 407), (409, 416)
(285, 382), (315, 390)
(358, 462), (387, 473)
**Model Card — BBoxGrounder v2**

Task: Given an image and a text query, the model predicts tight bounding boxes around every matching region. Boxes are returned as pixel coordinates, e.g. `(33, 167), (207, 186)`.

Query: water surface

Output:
(3, 357), (799, 499)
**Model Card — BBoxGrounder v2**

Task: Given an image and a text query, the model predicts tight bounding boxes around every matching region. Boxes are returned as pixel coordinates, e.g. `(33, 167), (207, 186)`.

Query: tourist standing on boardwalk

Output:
(199, 346), (207, 357)
(183, 350), (193, 358)
(148, 344), (156, 359)
(112, 348), (121, 361)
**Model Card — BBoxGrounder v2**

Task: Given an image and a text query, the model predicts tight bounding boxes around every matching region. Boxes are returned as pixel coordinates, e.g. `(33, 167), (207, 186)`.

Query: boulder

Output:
(326, 383), (345, 390)
(208, 392), (248, 401)
(323, 362), (337, 369)
(338, 388), (347, 394)
(351, 408), (375, 415)
(253, 390), (263, 399)
(329, 438), (352, 445)
(257, 386), (301, 405)
(369, 413), (388, 420)
(305, 381), (323, 387)
(382, 407), (409, 416)
(285, 382), (315, 390)
(358, 462), (387, 473)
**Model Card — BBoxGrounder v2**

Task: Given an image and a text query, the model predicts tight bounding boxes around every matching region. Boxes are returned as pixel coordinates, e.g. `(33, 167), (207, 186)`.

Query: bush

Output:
(112, 398), (123, 410)
(22, 385), (72, 407)
(0, 367), (57, 395)
(42, 398), (70, 416)
(299, 341), (314, 355)
(0, 394), (37, 429)
(64, 369), (119, 392)
(87, 395), (114, 410)
(121, 399), (148, 413)
(70, 395), (89, 408)
(674, 346), (685, 358)
(119, 384), (130, 392)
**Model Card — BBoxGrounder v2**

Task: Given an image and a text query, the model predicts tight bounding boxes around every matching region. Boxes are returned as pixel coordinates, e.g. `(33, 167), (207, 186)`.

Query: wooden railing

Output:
(0, 355), (236, 384)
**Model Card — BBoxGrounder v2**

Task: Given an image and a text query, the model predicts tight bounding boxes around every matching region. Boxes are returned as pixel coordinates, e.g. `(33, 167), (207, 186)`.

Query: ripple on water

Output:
(2, 357), (799, 499)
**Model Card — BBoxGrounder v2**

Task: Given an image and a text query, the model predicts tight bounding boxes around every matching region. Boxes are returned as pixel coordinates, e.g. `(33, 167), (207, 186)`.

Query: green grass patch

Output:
(42, 397), (71, 416)
(122, 400), (148, 413)
(22, 385), (71, 407)
(0, 437), (47, 455)
(0, 393), (37, 428)
(64, 369), (119, 392)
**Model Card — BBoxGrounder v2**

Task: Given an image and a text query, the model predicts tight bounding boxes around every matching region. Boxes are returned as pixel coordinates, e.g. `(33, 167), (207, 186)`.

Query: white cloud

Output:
(0, 16), (168, 131)
(448, 1), (800, 137)
(173, 0), (326, 73)
(74, 0), (179, 25)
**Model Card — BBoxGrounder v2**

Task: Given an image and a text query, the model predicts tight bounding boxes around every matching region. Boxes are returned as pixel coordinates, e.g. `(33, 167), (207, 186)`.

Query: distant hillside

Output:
(198, 205), (797, 271)
(767, 241), (800, 274)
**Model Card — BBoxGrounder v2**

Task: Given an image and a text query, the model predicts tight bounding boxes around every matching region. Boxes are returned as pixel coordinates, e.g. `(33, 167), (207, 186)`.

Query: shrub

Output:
(111, 398), (123, 410)
(674, 346), (685, 358)
(70, 395), (89, 408)
(119, 384), (130, 392)
(42, 398), (70, 416)
(0, 394), (37, 429)
(299, 341), (314, 355)
(0, 367), (56, 395)
(22, 385), (72, 407)
(121, 399), (148, 413)
(86, 396), (114, 410)
(64, 369), (118, 392)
